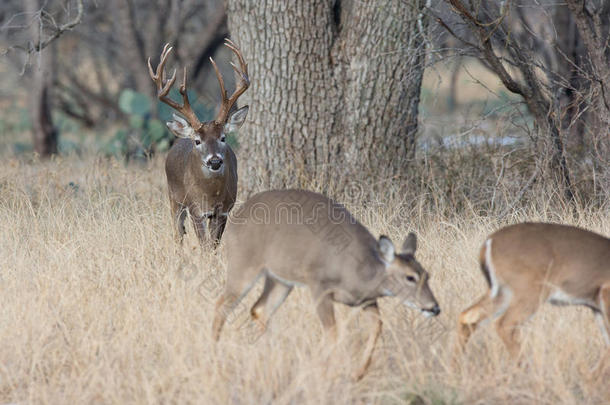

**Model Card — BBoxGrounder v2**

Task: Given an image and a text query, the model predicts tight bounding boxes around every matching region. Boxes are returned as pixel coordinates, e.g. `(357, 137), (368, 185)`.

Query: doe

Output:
(212, 189), (440, 380)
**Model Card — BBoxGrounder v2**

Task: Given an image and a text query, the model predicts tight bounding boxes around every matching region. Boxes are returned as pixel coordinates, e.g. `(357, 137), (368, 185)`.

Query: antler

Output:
(148, 44), (202, 131)
(209, 38), (250, 125)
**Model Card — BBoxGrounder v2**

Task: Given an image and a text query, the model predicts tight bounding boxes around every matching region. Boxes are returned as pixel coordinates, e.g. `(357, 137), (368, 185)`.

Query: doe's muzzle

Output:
(423, 304), (441, 317)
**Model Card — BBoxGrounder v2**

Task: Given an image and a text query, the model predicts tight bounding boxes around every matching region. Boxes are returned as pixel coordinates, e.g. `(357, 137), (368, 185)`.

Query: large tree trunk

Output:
(25, 0), (58, 157)
(225, 0), (427, 191)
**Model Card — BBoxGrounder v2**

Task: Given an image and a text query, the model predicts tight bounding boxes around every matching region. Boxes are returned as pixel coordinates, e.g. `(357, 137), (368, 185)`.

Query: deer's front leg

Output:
(353, 302), (382, 381)
(189, 206), (210, 247)
(169, 199), (187, 244)
(209, 213), (228, 248)
(315, 293), (337, 342)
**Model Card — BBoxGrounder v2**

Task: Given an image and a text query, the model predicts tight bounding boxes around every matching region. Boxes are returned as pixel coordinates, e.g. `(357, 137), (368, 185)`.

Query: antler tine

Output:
(229, 62), (244, 80)
(180, 66), (187, 95)
(212, 39), (250, 124)
(158, 44), (172, 74)
(159, 69), (177, 98)
(148, 44), (171, 82)
(224, 38), (237, 48)
(178, 66), (196, 115)
(224, 39), (248, 73)
(209, 56), (227, 101)
(148, 43), (202, 130)
(147, 57), (155, 80)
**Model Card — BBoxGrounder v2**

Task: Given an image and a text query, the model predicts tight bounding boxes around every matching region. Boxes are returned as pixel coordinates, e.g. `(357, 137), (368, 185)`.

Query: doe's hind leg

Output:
(597, 283), (610, 346)
(212, 267), (262, 341)
(250, 276), (293, 333)
(455, 293), (495, 359)
(494, 292), (539, 359)
(589, 283), (610, 381)
(454, 285), (521, 365)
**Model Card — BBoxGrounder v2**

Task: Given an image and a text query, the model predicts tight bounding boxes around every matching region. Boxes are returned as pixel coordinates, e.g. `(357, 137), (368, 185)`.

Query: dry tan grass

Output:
(0, 155), (608, 404)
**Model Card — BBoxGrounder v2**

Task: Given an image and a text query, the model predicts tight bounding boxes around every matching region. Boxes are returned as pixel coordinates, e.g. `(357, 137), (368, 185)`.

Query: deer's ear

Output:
(166, 113), (194, 138)
(378, 235), (395, 263)
(224, 105), (249, 133)
(401, 232), (417, 255)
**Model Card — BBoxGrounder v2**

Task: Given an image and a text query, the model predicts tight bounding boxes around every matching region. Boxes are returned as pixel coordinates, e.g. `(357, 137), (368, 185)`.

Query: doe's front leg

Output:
(353, 302), (382, 381)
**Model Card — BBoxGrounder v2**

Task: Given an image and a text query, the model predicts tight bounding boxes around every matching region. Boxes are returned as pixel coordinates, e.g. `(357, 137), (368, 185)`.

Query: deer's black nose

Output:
(208, 156), (223, 171)
(430, 305), (441, 316)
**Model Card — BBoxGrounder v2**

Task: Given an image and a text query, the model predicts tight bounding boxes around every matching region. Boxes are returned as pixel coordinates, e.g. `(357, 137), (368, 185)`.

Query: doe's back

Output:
(224, 189), (378, 284)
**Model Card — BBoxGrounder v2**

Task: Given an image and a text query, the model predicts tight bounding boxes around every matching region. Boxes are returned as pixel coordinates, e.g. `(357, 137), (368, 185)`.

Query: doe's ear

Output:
(402, 232), (417, 255)
(224, 105), (249, 133)
(378, 235), (395, 263)
(166, 113), (195, 138)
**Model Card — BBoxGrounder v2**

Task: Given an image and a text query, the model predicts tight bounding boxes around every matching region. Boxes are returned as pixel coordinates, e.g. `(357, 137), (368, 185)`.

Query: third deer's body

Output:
(457, 222), (610, 358)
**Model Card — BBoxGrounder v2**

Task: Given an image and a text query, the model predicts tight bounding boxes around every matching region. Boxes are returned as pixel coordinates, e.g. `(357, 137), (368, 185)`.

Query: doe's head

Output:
(377, 233), (440, 317)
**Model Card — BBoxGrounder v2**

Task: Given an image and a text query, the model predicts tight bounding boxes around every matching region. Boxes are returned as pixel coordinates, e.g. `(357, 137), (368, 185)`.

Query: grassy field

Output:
(0, 155), (608, 404)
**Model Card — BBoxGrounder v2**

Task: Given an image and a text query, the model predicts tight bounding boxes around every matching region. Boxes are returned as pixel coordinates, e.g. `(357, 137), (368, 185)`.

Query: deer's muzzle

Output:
(423, 304), (441, 317)
(207, 156), (223, 171)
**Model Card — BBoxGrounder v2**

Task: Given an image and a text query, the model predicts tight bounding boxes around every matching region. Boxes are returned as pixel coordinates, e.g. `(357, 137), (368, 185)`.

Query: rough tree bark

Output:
(225, 0), (428, 190)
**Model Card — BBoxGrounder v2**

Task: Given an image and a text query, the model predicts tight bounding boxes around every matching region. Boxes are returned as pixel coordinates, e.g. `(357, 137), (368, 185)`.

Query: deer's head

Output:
(377, 233), (440, 317)
(148, 39), (250, 174)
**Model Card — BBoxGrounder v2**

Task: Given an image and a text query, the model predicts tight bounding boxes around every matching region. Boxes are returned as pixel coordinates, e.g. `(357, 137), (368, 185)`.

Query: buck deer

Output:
(212, 189), (440, 380)
(456, 223), (610, 361)
(148, 39), (249, 247)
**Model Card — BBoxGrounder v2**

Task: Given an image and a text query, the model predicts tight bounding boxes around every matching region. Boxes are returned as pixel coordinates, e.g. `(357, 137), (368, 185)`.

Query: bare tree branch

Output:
(439, 0), (576, 202)
(27, 0), (83, 53)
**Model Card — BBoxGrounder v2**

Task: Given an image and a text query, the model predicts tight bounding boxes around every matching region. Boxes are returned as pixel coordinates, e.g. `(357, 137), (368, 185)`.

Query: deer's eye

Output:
(406, 275), (416, 283)
(194, 139), (201, 146)
(220, 135), (226, 143)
